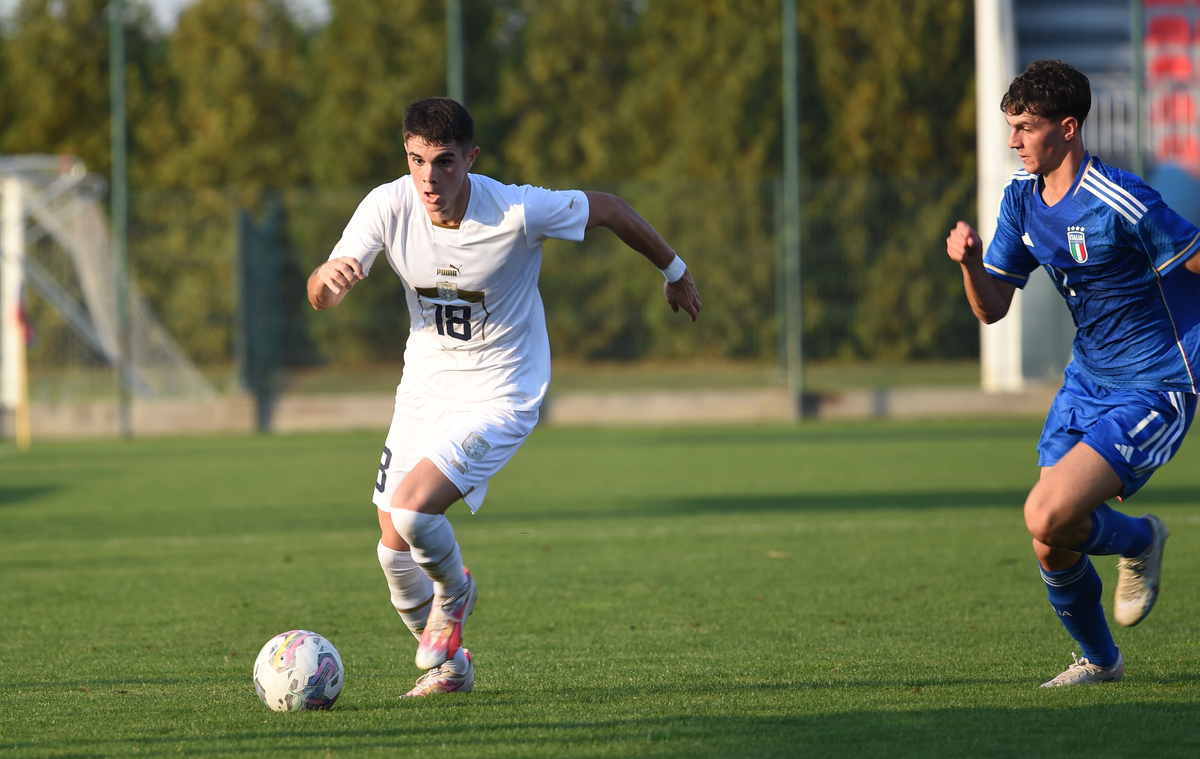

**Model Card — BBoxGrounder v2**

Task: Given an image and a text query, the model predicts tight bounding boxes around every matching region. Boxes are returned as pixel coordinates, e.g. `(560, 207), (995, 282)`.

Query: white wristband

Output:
(659, 254), (687, 283)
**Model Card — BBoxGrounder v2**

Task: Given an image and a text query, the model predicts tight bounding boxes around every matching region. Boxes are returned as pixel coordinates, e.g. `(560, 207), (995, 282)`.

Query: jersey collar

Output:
(1032, 151), (1091, 210)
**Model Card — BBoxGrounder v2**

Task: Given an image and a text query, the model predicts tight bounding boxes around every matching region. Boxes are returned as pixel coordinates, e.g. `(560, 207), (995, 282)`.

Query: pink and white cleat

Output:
(400, 649), (474, 697)
(415, 568), (478, 670)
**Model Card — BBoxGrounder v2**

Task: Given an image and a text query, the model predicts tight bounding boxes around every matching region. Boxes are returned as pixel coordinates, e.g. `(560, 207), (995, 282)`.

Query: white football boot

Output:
(1114, 514), (1169, 627)
(1040, 650), (1124, 688)
(400, 649), (474, 698)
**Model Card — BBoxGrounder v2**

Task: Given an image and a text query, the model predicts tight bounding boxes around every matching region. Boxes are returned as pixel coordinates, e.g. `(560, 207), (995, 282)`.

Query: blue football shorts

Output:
(1038, 362), (1198, 498)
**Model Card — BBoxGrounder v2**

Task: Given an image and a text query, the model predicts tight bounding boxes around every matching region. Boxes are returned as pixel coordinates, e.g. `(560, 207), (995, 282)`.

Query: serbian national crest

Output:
(437, 281), (459, 301)
(1066, 225), (1088, 263)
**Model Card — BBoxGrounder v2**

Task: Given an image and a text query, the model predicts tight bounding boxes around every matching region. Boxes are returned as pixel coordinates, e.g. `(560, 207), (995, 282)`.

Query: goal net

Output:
(0, 155), (216, 410)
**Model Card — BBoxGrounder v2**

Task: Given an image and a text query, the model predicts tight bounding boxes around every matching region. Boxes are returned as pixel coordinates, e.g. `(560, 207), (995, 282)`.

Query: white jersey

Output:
(329, 174), (589, 411)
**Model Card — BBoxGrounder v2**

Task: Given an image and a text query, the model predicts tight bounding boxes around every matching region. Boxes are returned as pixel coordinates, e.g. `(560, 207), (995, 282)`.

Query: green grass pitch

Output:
(3, 419), (1200, 757)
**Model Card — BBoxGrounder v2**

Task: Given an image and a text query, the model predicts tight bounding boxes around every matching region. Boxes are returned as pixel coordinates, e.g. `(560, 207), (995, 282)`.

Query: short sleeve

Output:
(1129, 191), (1200, 276)
(328, 185), (393, 274)
(982, 188), (1039, 288)
(523, 186), (589, 245)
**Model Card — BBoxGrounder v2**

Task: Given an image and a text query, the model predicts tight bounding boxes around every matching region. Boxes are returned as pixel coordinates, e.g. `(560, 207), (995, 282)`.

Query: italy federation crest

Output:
(1066, 225), (1089, 263)
(437, 281), (459, 301)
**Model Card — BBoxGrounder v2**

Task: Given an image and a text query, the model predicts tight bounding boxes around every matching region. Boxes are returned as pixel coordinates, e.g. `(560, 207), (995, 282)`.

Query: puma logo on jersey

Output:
(1021, 232), (1034, 248)
(1115, 444), (1135, 462)
(437, 265), (461, 276)
(450, 459), (468, 475)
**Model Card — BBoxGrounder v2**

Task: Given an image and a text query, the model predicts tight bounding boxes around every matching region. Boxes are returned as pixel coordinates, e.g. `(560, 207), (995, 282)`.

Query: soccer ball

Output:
(252, 630), (344, 712)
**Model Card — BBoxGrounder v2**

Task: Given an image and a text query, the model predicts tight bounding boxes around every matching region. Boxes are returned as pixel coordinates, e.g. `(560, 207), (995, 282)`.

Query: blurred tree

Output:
(303, 0), (444, 188)
(0, 23), (8, 139)
(0, 0), (159, 178)
(618, 0), (781, 183)
(494, 0), (633, 185)
(128, 0), (309, 366)
(801, 0), (975, 180)
(795, 0), (976, 361)
(150, 0), (306, 195)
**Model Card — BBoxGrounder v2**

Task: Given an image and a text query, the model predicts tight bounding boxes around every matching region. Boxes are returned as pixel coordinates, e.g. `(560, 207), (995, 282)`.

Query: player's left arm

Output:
(583, 191), (701, 321)
(1187, 252), (1200, 275)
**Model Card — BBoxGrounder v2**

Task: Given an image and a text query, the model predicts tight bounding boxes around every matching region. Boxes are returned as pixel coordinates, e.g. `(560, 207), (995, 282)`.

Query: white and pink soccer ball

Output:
(252, 630), (344, 712)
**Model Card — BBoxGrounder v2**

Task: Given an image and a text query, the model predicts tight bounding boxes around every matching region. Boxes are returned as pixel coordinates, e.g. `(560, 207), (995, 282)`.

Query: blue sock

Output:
(1041, 555), (1118, 667)
(1077, 503), (1152, 557)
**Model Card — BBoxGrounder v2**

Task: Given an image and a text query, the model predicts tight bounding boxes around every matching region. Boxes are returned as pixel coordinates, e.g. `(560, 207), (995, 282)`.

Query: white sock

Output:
(376, 541), (433, 639)
(442, 647), (470, 676)
(390, 510), (468, 598)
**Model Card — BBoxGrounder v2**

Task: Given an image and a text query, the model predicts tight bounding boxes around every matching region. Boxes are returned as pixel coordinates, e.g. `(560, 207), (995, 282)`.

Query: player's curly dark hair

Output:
(403, 97), (475, 149)
(1001, 59), (1091, 126)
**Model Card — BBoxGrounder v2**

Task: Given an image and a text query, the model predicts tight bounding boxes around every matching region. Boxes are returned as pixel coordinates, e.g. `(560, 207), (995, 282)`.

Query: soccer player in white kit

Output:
(306, 98), (702, 697)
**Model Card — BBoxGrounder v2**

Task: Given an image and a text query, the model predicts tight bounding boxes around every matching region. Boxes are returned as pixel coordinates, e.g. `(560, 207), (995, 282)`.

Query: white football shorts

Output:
(371, 387), (539, 514)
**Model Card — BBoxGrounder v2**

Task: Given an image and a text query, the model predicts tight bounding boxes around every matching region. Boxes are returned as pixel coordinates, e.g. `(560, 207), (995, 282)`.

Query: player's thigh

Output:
(420, 404), (539, 513)
(1028, 442), (1123, 530)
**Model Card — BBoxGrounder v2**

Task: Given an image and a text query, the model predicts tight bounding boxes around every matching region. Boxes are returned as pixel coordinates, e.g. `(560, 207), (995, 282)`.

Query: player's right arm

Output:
(307, 257), (365, 310)
(946, 220), (1015, 324)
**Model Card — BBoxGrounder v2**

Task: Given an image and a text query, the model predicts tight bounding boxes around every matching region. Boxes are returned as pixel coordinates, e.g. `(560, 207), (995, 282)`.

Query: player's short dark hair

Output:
(1001, 59), (1091, 126)
(403, 97), (474, 150)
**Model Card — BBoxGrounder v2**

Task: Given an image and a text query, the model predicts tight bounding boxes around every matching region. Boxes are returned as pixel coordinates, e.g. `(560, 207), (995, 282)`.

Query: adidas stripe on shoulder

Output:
(1079, 163), (1148, 226)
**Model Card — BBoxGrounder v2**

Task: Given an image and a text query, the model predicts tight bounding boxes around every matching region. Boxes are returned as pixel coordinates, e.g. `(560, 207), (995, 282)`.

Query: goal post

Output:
(975, 0), (1025, 392)
(1, 175), (30, 448)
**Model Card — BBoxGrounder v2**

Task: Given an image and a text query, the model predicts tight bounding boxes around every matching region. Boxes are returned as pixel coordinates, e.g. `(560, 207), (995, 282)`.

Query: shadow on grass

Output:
(475, 485), (1200, 524)
(14, 702), (1200, 757)
(0, 484), (59, 507)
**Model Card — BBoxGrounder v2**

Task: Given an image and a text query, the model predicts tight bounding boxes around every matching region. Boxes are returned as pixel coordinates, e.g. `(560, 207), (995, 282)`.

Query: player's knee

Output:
(1031, 537), (1055, 564)
(1024, 496), (1067, 545)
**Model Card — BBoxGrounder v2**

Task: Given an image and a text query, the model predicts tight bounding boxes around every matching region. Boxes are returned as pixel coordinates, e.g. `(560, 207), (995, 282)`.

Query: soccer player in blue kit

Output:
(946, 60), (1200, 687)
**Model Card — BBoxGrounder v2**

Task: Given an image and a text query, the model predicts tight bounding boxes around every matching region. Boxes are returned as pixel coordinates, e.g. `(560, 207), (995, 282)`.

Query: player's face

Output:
(406, 138), (480, 222)
(1005, 112), (1070, 175)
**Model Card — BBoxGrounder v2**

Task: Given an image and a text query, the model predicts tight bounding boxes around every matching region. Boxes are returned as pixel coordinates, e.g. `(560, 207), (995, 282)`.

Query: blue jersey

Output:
(985, 153), (1200, 393)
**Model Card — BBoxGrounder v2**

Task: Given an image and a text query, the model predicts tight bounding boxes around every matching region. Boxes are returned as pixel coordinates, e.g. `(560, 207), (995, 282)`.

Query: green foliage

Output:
(618, 0), (782, 183)
(803, 177), (978, 361)
(494, 0), (633, 184)
(2, 0), (979, 370)
(801, 0), (976, 180)
(129, 190), (236, 364)
(0, 0), (159, 177)
(303, 0), (444, 188)
(152, 0), (306, 195)
(542, 180), (777, 361)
